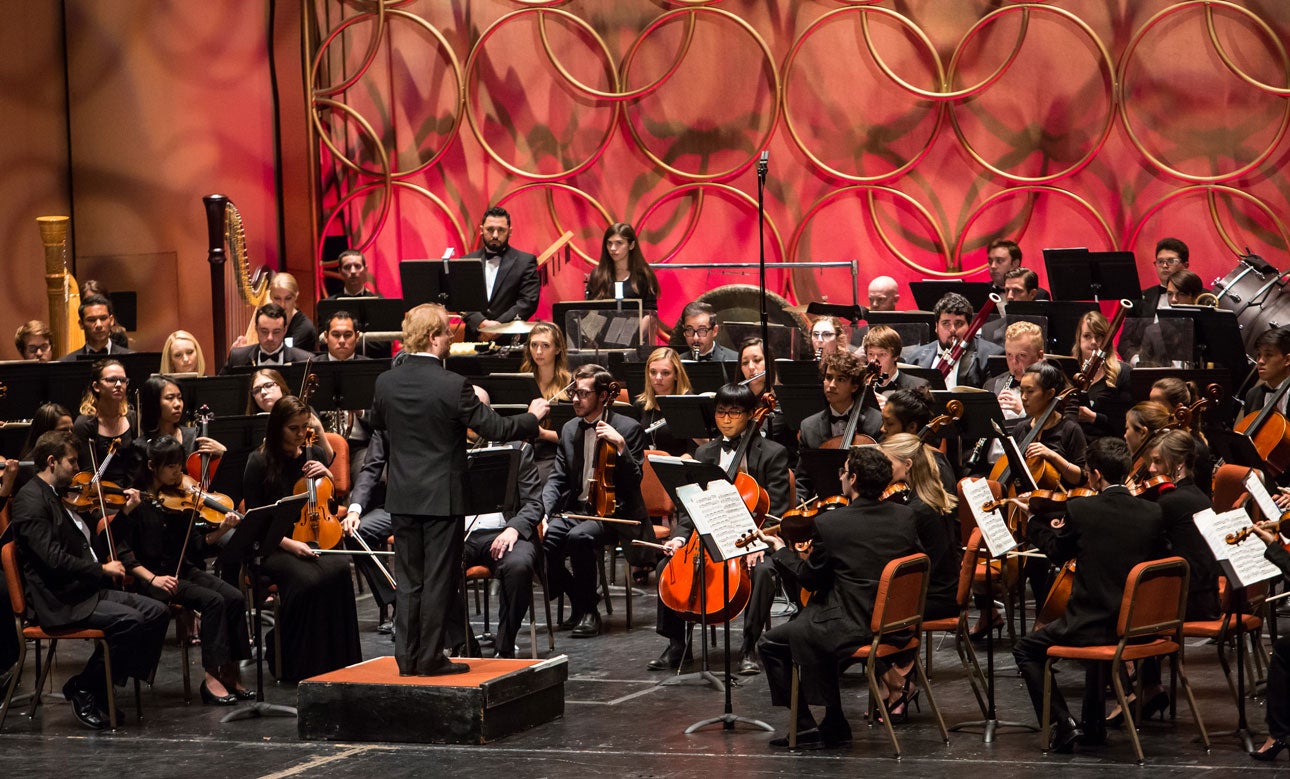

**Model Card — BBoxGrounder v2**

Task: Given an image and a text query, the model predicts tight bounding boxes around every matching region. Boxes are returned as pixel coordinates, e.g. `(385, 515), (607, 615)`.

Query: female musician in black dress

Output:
(879, 433), (960, 621)
(139, 375), (227, 460)
(72, 358), (143, 487)
(634, 347), (695, 457)
(1014, 361), (1086, 488)
(1069, 310), (1132, 441)
(585, 222), (660, 308)
(519, 321), (572, 478)
(119, 435), (251, 703)
(239, 395), (361, 682)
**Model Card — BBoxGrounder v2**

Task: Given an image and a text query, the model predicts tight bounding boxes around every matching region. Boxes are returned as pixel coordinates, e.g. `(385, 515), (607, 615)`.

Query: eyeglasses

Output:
(23, 343), (50, 354)
(837, 467), (849, 480)
(99, 376), (128, 386)
(1154, 257), (1183, 268)
(811, 331), (837, 340)
(714, 409), (747, 418)
(682, 327), (713, 338)
(253, 382), (280, 395)
(569, 389), (596, 400)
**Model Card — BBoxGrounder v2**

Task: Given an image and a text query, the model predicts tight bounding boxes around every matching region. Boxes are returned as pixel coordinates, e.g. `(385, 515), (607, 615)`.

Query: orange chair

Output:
(0, 541), (142, 731)
(1182, 576), (1268, 708)
(921, 529), (989, 717)
(787, 553), (950, 757)
(957, 478), (1020, 642)
(1041, 557), (1209, 764)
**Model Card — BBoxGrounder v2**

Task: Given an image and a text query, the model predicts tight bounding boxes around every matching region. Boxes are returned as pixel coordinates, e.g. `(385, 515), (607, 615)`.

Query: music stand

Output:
(1003, 301), (1098, 354)
(304, 359), (390, 413)
(898, 365), (947, 390)
(316, 298), (406, 349)
(656, 395), (718, 439)
(646, 455), (774, 736)
(677, 361), (733, 394)
(560, 303), (647, 358)
(616, 362), (648, 399)
(217, 492), (309, 722)
(797, 449), (848, 500)
(399, 259), (489, 313)
(984, 355), (1080, 383)
(1157, 307), (1248, 375)
(772, 385), (826, 429)
(1042, 248), (1141, 302)
(769, 359), (818, 388)
(910, 281), (994, 312)
(45, 362), (95, 417)
(863, 310), (937, 349)
(445, 353), (525, 376)
(204, 415), (269, 507)
(932, 389), (1003, 444)
(0, 361), (54, 421)
(471, 373), (541, 413)
(723, 321), (798, 361)
(171, 375), (249, 419)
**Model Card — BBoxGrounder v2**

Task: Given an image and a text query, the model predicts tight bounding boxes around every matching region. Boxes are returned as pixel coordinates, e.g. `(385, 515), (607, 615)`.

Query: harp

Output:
(37, 216), (85, 358)
(203, 194), (272, 358)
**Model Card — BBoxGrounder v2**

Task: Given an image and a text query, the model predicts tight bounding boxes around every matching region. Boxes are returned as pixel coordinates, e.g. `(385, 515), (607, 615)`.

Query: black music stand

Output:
(1043, 248), (1140, 302)
(77, 351), (162, 391)
(1157, 307), (1248, 374)
(984, 355), (1080, 383)
(471, 373), (542, 412)
(0, 362), (54, 421)
(934, 389), (1005, 474)
(898, 365), (947, 391)
(204, 415), (269, 507)
(315, 297), (404, 331)
(304, 359), (390, 413)
(45, 361), (96, 417)
(772, 385), (826, 429)
(655, 395), (718, 439)
(771, 359), (820, 388)
(171, 375), (249, 419)
(724, 320), (798, 361)
(911, 281), (995, 312)
(444, 354), (525, 377)
(796, 449), (848, 500)
(1003, 301), (1098, 354)
(217, 492), (309, 723)
(861, 310), (937, 349)
(676, 361), (733, 393)
(399, 259), (489, 313)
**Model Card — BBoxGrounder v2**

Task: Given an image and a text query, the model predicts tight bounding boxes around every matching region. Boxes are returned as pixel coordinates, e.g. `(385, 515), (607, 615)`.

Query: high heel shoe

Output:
(1140, 691), (1169, 721)
(200, 681), (237, 706)
(882, 685), (920, 725)
(1251, 739), (1287, 762)
(968, 614), (1004, 642)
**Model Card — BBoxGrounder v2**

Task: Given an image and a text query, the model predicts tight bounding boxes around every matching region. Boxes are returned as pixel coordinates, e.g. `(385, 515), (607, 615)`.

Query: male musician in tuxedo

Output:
(986, 240), (1051, 301)
(220, 303), (316, 373)
(1244, 326), (1290, 416)
(541, 364), (652, 638)
(981, 268), (1044, 346)
(358, 303), (548, 676)
(319, 310), (374, 478)
(1137, 237), (1189, 316)
(903, 292), (1002, 389)
(1013, 436), (1166, 752)
(15, 319), (53, 362)
(983, 321), (1045, 423)
(652, 383), (791, 674)
(679, 301), (738, 362)
(795, 351), (881, 504)
(461, 206), (540, 341)
(6, 431), (169, 729)
(862, 325), (928, 403)
(328, 250), (380, 299)
(59, 295), (134, 361)
(756, 446), (922, 748)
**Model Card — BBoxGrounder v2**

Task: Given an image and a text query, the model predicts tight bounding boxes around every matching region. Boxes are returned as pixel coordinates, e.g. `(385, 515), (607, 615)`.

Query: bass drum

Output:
(1213, 255), (1290, 353)
(667, 284), (812, 359)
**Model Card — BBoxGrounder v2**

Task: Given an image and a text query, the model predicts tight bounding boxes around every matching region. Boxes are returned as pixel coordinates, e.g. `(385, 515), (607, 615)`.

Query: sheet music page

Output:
(1192, 507), (1282, 588)
(962, 477), (1018, 559)
(1242, 471), (1290, 543)
(580, 311), (607, 341)
(675, 481), (764, 560)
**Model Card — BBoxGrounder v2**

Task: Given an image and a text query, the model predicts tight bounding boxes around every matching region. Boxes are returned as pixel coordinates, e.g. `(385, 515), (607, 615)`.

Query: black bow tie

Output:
(829, 413), (850, 426)
(579, 419), (597, 434)
(874, 382), (894, 394)
(258, 350), (282, 364)
(696, 352), (711, 362)
(721, 438), (739, 453)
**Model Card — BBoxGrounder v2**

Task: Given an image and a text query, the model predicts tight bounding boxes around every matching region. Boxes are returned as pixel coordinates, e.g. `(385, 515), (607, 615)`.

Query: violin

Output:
(821, 360), (884, 449)
(1035, 560), (1076, 630)
(291, 373), (342, 549)
(982, 488), (1096, 516)
(589, 392), (620, 518)
(737, 508), (818, 549)
(1127, 475), (1175, 500)
(185, 404), (220, 485)
(154, 474), (241, 529)
(64, 471), (128, 509)
(881, 481), (911, 504)
(917, 400), (963, 446)
(772, 493), (849, 544)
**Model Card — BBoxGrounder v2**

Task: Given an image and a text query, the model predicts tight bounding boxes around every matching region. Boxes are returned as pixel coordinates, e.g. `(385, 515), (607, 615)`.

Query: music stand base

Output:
(1208, 728), (1256, 753)
(949, 718), (1037, 743)
(684, 712), (774, 734)
(220, 702), (298, 723)
(659, 669), (724, 692)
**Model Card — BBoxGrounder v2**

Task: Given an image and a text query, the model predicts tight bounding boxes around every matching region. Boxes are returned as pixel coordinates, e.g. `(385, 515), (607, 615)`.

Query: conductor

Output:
(351, 303), (549, 676)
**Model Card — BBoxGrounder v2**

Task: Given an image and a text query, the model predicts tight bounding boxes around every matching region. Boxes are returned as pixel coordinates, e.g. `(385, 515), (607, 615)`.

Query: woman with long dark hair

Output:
(585, 222), (659, 308)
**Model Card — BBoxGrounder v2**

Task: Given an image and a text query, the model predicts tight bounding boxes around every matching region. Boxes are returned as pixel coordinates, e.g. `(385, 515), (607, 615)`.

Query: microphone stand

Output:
(756, 151), (770, 351)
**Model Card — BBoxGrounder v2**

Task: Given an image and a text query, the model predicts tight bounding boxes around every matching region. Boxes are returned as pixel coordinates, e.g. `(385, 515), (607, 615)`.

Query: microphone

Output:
(757, 150), (769, 179)
(692, 345), (700, 362)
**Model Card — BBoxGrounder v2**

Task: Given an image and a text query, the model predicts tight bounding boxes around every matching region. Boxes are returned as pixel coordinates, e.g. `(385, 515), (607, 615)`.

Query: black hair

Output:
(714, 383), (757, 412)
(146, 434), (186, 469)
(255, 302), (287, 324)
(1155, 237), (1189, 264)
(1087, 436), (1132, 484)
(482, 205), (511, 225)
(1023, 360), (1067, 393)
(933, 292), (972, 319)
(847, 447), (893, 501)
(885, 388), (932, 431)
(139, 374), (181, 435)
(78, 294), (114, 319)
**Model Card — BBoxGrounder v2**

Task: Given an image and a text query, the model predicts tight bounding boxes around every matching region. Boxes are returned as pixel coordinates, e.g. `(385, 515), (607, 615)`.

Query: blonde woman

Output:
(633, 347), (694, 456)
(878, 434), (960, 621)
(160, 329), (207, 375)
(520, 321), (572, 476)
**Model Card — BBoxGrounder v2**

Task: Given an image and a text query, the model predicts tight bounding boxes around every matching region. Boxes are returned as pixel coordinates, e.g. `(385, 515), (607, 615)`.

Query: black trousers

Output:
(391, 513), (464, 675)
(1013, 624), (1109, 737)
(74, 589), (170, 696)
(0, 574), (17, 673)
(464, 528), (538, 658)
(543, 513), (613, 616)
(655, 555), (780, 653)
(170, 569), (250, 670)
(350, 508), (396, 610)
(1268, 635), (1290, 739)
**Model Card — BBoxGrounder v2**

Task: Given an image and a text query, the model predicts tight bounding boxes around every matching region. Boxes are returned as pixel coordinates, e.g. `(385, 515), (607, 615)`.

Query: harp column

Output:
(37, 215), (73, 358)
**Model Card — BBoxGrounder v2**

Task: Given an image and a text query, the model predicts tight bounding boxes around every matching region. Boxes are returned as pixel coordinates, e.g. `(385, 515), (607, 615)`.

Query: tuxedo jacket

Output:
(770, 497), (922, 663)
(1027, 485), (1165, 644)
(462, 246), (540, 339)
(541, 407), (648, 524)
(370, 354), (538, 516)
(795, 402), (882, 503)
(682, 343), (739, 363)
(59, 343), (134, 362)
(903, 337), (1002, 389)
(286, 310), (318, 352)
(8, 478), (106, 628)
(673, 433), (791, 539)
(220, 344), (316, 373)
(874, 369), (929, 396)
(1138, 284), (1166, 318)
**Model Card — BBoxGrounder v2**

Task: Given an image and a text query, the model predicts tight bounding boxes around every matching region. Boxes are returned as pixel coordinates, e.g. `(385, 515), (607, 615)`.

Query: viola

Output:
(738, 508), (819, 549)
(64, 472), (128, 509)
(1127, 475), (1175, 500)
(588, 397), (621, 518)
(917, 400), (963, 446)
(290, 384), (342, 549)
(185, 404), (221, 485)
(821, 360), (885, 450)
(881, 481), (911, 504)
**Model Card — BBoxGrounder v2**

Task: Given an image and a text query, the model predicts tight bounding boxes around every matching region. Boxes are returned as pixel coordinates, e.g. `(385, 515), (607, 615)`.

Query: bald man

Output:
(851, 276), (901, 349)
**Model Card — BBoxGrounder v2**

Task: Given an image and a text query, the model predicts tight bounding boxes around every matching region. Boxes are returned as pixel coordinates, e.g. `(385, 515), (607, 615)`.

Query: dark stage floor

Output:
(0, 577), (1285, 778)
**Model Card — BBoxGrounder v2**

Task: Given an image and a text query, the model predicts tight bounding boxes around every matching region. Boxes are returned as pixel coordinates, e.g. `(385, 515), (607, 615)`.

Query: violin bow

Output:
(173, 478), (210, 580)
(87, 439), (119, 564)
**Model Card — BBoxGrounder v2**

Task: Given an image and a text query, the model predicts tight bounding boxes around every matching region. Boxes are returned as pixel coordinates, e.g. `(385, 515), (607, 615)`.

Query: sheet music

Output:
(962, 477), (1018, 559)
(1192, 507), (1282, 589)
(675, 480), (764, 560)
(999, 435), (1039, 493)
(1242, 471), (1290, 543)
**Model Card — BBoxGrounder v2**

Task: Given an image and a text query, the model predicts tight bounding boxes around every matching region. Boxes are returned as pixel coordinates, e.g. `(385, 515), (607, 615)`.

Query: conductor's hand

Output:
(341, 512), (361, 536)
(595, 421), (626, 454)
(527, 396), (550, 421)
(754, 528), (785, 552)
(490, 527), (519, 560)
(662, 537), (685, 556)
(101, 560), (126, 580)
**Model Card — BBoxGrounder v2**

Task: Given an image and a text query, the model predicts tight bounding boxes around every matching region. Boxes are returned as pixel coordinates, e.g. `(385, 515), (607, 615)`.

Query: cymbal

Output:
(481, 320), (536, 335)
(784, 303), (810, 315)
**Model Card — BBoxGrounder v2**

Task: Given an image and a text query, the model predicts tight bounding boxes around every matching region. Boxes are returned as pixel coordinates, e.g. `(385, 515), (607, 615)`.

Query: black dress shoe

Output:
(646, 642), (689, 671)
(232, 687), (256, 701)
(818, 714), (853, 746)
(737, 653), (762, 675)
(570, 611), (601, 638)
(62, 679), (106, 730)
(1048, 718), (1082, 754)
(421, 660), (470, 676)
(200, 681), (237, 706)
(769, 728), (824, 749)
(556, 612), (583, 631)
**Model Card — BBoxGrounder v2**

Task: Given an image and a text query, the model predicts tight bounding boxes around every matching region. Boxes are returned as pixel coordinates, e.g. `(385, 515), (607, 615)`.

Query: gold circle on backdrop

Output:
(780, 5), (947, 183)
(946, 3), (1117, 184)
(316, 180), (468, 266)
(493, 183), (615, 268)
(620, 7), (781, 182)
(311, 9), (464, 179)
(954, 186), (1117, 276)
(463, 8), (621, 180)
(537, 9), (696, 101)
(1127, 185), (1290, 262)
(312, 98), (393, 227)
(311, 3), (388, 99)
(1118, 1), (1290, 184)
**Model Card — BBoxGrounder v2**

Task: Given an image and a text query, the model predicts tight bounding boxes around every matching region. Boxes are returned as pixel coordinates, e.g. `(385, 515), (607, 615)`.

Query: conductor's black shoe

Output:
(422, 660), (470, 676)
(1048, 718), (1082, 754)
(647, 641), (688, 671)
(570, 611), (601, 638)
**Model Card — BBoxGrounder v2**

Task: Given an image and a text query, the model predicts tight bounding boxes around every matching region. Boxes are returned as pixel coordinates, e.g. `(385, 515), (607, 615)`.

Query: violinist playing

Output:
(754, 447), (922, 749)
(1014, 362), (1087, 489)
(238, 395), (361, 682)
(116, 435), (251, 704)
(71, 359), (143, 490)
(880, 388), (958, 494)
(795, 351), (881, 504)
(1068, 311), (1133, 441)
(652, 383), (790, 675)
(541, 364), (651, 639)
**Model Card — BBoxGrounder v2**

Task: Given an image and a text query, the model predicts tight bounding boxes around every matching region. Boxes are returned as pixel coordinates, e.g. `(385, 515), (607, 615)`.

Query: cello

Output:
(1234, 372), (1290, 476)
(821, 360), (885, 449)
(185, 404), (220, 485)
(588, 391), (621, 518)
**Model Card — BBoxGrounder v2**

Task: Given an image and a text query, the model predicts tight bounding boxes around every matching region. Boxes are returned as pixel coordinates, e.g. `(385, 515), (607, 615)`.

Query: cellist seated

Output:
(652, 383), (791, 674)
(794, 351), (881, 504)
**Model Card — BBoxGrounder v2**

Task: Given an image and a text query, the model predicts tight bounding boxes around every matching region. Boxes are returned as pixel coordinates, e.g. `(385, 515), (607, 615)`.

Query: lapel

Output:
(486, 248), (515, 307)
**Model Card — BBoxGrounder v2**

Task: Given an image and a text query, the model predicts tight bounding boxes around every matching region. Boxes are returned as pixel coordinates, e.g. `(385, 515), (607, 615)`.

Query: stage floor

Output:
(0, 578), (1282, 778)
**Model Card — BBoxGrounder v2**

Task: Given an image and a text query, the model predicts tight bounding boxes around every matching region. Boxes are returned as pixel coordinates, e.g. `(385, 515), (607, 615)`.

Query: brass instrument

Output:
(37, 216), (85, 358)
(1195, 291), (1219, 308)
